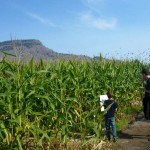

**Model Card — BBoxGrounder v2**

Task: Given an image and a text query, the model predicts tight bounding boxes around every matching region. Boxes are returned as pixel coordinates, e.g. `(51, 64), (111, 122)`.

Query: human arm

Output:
(144, 89), (150, 94)
(113, 101), (118, 111)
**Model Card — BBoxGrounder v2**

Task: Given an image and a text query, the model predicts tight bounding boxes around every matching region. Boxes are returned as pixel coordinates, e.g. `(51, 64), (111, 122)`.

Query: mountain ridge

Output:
(0, 39), (91, 61)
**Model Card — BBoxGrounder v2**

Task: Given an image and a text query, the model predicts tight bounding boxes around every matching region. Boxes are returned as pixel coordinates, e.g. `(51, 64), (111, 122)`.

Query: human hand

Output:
(139, 87), (145, 91)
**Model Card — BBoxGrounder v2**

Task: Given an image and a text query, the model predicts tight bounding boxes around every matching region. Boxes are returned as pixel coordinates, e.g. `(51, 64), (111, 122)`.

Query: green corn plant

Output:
(0, 53), (146, 149)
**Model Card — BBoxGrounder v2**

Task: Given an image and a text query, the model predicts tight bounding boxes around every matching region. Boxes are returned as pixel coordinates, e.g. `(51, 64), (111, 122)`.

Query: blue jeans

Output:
(105, 117), (117, 140)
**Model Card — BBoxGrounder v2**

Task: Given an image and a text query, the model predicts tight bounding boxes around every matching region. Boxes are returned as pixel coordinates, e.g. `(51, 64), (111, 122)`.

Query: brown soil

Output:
(115, 112), (150, 150)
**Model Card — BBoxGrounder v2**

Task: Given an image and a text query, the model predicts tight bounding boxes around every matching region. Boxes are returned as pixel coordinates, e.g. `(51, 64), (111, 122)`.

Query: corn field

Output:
(0, 55), (145, 149)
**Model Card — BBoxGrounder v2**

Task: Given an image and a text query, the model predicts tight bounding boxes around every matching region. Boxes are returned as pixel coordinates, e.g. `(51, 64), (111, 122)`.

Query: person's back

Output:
(104, 99), (118, 118)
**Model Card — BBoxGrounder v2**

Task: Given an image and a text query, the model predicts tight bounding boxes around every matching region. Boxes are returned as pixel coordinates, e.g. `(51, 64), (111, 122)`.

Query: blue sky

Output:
(1, 0), (150, 60)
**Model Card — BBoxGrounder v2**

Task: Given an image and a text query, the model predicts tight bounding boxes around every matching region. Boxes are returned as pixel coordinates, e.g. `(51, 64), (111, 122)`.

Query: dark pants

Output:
(143, 96), (150, 119)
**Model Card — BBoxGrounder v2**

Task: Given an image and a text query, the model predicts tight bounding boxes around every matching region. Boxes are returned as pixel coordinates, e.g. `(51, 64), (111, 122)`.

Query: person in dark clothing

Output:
(104, 91), (118, 142)
(141, 68), (150, 120)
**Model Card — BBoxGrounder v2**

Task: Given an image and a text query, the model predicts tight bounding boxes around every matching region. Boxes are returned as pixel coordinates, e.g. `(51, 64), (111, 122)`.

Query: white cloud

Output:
(85, 0), (105, 4)
(82, 0), (105, 7)
(27, 12), (56, 27)
(81, 0), (107, 16)
(92, 18), (117, 29)
(80, 12), (117, 30)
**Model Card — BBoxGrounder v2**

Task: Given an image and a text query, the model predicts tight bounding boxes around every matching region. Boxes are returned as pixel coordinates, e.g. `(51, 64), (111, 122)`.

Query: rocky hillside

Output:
(0, 39), (90, 61)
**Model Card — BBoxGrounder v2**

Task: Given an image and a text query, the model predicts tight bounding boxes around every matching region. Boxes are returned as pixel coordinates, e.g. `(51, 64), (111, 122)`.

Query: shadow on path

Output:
(116, 112), (150, 150)
(118, 132), (150, 141)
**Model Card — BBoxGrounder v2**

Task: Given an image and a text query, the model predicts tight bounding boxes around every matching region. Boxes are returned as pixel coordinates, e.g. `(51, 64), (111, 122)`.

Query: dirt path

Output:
(116, 112), (150, 150)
